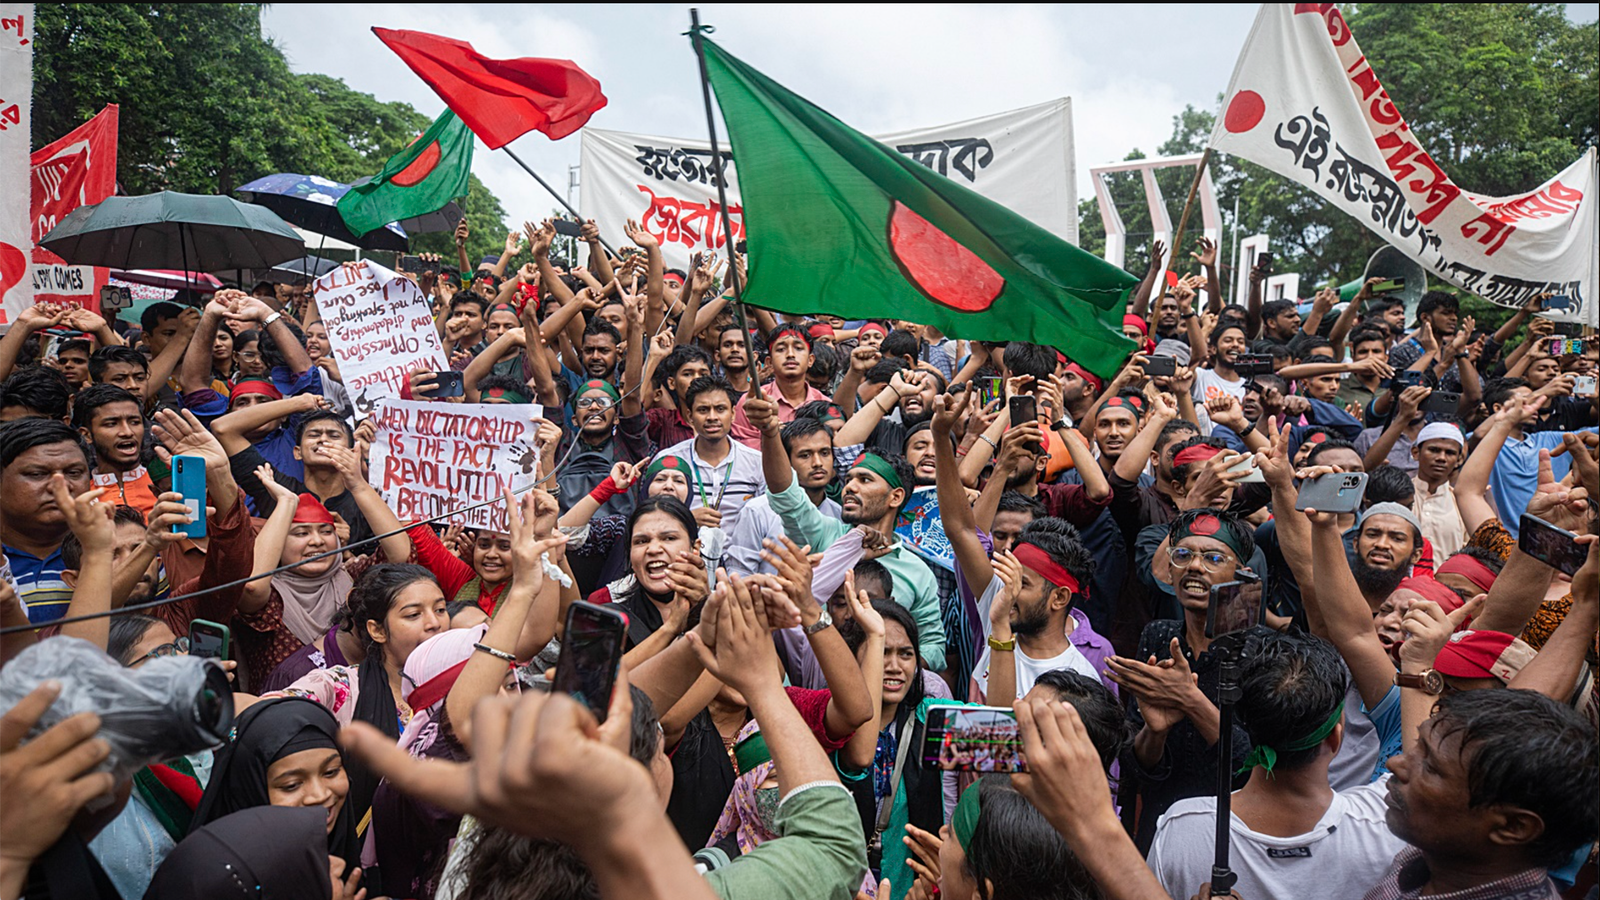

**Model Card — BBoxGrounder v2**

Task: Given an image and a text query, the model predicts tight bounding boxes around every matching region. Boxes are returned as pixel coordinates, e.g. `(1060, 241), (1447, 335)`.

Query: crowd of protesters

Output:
(0, 216), (1595, 900)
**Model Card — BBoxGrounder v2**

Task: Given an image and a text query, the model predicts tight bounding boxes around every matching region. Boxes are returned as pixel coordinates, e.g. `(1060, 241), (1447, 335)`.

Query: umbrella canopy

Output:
(260, 255), (338, 285)
(40, 192), (307, 272)
(110, 269), (224, 293)
(235, 173), (409, 251)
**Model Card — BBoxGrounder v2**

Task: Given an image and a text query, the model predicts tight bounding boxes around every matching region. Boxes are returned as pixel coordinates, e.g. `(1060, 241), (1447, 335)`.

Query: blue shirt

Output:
(1487, 428), (1594, 537)
(5, 544), (70, 624)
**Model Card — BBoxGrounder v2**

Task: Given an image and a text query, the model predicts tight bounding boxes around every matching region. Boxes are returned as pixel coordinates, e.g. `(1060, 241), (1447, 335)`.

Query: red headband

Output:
(231, 379), (283, 402)
(292, 493), (336, 525)
(1435, 554), (1497, 593)
(1013, 542), (1084, 596)
(1065, 362), (1104, 394)
(1173, 444), (1224, 468)
(1123, 314), (1149, 336)
(859, 322), (888, 337)
(404, 659), (472, 713)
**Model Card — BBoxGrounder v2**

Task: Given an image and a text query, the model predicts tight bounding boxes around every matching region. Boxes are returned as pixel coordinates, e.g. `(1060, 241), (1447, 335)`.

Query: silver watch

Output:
(804, 607), (833, 635)
(261, 310), (284, 328)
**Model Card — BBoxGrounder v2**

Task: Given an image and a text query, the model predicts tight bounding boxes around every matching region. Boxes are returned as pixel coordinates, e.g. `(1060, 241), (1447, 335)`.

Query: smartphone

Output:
(1144, 355), (1177, 377)
(1552, 322), (1581, 337)
(1518, 515), (1589, 577)
(1542, 295), (1572, 310)
(399, 254), (427, 273)
(553, 602), (629, 723)
(1256, 251), (1274, 272)
(170, 454), (207, 540)
(551, 219), (584, 237)
(735, 239), (748, 254)
(1295, 471), (1368, 513)
(1206, 575), (1262, 639)
(1234, 353), (1275, 377)
(1420, 390), (1461, 414)
(978, 376), (1004, 408)
(188, 619), (232, 660)
(1575, 374), (1597, 397)
(1371, 278), (1405, 293)
(431, 370), (465, 398)
(923, 705), (1027, 773)
(1008, 395), (1043, 454)
(1225, 454), (1267, 483)
(1393, 370), (1425, 390)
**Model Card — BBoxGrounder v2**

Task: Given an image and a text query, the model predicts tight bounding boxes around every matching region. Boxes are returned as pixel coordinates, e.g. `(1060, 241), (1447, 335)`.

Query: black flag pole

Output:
(499, 145), (620, 259)
(687, 8), (760, 400)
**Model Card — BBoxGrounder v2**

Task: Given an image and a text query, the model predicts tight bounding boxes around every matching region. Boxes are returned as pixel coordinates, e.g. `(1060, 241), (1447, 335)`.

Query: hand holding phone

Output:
(1144, 355), (1177, 377)
(431, 370), (465, 398)
(1518, 514), (1589, 577)
(188, 619), (232, 660)
(923, 705), (1027, 773)
(551, 219), (584, 238)
(1295, 472), (1369, 514)
(553, 602), (629, 723)
(1008, 395), (1043, 455)
(1206, 574), (1262, 639)
(171, 455), (207, 539)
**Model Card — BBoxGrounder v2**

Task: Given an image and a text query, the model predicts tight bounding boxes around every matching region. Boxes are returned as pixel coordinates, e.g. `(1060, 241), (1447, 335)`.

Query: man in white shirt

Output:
(1147, 630), (1405, 900)
(656, 375), (766, 534)
(726, 416), (839, 576)
(1409, 422), (1466, 557)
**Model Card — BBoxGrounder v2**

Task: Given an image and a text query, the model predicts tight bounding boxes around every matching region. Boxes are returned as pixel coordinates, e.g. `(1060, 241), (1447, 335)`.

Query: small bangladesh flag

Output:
(702, 40), (1137, 378)
(338, 110), (474, 237)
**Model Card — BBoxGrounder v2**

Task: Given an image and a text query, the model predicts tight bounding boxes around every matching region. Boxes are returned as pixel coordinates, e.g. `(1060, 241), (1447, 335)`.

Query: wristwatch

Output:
(1050, 418), (1070, 432)
(804, 608), (833, 636)
(1235, 420), (1256, 438)
(261, 311), (284, 328)
(1394, 669), (1445, 695)
(987, 635), (1016, 651)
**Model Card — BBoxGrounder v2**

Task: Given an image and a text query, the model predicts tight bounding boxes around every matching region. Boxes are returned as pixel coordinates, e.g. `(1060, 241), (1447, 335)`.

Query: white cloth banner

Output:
(0, 3), (34, 326)
(581, 98), (1077, 271)
(312, 262), (447, 418)
(1210, 3), (1598, 322)
(367, 400), (542, 533)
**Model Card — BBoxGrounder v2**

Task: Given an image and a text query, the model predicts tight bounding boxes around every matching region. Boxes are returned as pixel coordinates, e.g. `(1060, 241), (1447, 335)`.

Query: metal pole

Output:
(500, 146), (620, 259)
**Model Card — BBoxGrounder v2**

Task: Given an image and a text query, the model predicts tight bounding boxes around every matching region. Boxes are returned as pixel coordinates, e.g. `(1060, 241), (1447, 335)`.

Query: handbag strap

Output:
(875, 714), (918, 835)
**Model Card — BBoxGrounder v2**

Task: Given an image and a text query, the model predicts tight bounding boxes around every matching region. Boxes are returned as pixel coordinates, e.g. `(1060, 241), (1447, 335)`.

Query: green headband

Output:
(852, 452), (903, 492)
(733, 732), (771, 774)
(644, 455), (696, 490)
(952, 781), (983, 853)
(482, 387), (529, 404)
(578, 378), (622, 404)
(1237, 699), (1345, 777)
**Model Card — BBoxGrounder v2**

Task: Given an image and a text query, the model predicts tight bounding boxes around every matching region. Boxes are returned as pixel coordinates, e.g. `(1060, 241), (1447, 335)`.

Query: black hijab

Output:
(146, 807), (331, 899)
(190, 697), (359, 869)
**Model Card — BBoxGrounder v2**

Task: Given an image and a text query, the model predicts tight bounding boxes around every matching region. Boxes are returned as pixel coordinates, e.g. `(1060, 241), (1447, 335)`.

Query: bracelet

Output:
(261, 311), (283, 328)
(977, 434), (999, 453)
(473, 642), (517, 664)
(1236, 420), (1256, 438)
(987, 635), (1016, 651)
(588, 477), (623, 505)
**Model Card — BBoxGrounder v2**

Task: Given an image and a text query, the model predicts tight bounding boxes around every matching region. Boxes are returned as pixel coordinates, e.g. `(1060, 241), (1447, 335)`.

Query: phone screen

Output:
(432, 371), (465, 398)
(923, 705), (1027, 773)
(1206, 579), (1259, 639)
(553, 602), (628, 723)
(978, 376), (1003, 408)
(188, 620), (231, 660)
(1518, 515), (1589, 577)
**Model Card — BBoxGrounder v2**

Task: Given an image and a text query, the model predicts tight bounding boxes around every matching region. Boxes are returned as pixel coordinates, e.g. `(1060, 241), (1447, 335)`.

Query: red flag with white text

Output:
(31, 104), (119, 311)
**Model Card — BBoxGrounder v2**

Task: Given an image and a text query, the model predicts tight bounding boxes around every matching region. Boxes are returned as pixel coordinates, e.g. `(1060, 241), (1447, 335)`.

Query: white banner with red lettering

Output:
(1210, 3), (1598, 322)
(367, 400), (542, 533)
(0, 3), (33, 326)
(30, 105), (119, 315)
(581, 98), (1077, 272)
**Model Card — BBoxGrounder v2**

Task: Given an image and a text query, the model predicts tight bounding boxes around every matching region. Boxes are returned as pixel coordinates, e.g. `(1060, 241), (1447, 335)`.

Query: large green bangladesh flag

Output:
(338, 110), (474, 237)
(702, 40), (1137, 377)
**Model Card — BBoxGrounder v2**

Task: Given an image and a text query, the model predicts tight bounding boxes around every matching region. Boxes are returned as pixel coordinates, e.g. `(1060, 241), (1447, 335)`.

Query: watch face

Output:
(1423, 669), (1445, 694)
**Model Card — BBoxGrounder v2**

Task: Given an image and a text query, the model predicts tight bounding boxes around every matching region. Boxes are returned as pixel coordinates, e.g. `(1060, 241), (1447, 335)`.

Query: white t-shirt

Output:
(970, 574), (1099, 702)
(1191, 367), (1248, 434)
(658, 436), (767, 532)
(1148, 775), (1405, 900)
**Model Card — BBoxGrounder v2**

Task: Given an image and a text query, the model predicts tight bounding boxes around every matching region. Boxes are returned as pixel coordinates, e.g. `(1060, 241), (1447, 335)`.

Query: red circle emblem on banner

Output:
(1224, 90), (1266, 133)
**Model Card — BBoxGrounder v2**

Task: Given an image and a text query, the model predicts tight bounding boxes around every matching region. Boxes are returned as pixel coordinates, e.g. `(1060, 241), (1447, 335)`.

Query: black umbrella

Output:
(259, 255), (339, 285)
(235, 173), (409, 252)
(39, 192), (307, 276)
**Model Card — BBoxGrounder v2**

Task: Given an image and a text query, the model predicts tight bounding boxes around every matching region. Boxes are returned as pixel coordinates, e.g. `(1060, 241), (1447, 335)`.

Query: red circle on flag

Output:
(1189, 513), (1223, 536)
(391, 141), (442, 187)
(887, 201), (1004, 312)
(1224, 90), (1266, 133)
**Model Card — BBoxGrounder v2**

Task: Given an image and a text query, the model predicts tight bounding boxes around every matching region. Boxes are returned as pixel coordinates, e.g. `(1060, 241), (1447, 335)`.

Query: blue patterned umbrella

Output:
(235, 173), (409, 251)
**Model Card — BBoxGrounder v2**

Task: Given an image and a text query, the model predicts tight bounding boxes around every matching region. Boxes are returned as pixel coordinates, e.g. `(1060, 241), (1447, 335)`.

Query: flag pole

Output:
(499, 145), (620, 259)
(1165, 147), (1213, 302)
(687, 8), (760, 400)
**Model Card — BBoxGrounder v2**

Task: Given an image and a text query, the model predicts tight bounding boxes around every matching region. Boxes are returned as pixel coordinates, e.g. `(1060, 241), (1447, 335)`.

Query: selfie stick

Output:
(1208, 631), (1252, 897)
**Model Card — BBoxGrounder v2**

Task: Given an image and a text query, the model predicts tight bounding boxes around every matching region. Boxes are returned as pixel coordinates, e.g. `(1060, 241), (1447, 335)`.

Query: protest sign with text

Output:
(580, 98), (1077, 271)
(313, 261), (448, 418)
(367, 400), (542, 534)
(29, 104), (119, 316)
(0, 3), (34, 324)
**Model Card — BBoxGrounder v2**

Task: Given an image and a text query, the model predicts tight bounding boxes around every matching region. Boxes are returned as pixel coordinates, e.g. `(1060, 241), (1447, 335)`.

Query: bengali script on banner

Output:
(312, 261), (448, 418)
(368, 400), (542, 533)
(581, 99), (1076, 271)
(1210, 3), (1598, 319)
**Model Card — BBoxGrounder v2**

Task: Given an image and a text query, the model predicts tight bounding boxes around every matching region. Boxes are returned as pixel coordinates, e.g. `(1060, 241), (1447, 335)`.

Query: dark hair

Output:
(963, 776), (1095, 900)
(1291, 334), (1332, 360)
(61, 504), (145, 570)
(235, 328), (262, 351)
(1251, 372), (1288, 396)
(683, 374), (734, 411)
(0, 367), (72, 420)
(1305, 438), (1359, 467)
(475, 373), (528, 397)
(1445, 545), (1505, 577)
(779, 415), (831, 456)
(1208, 320), (1248, 347)
(345, 563), (440, 661)
(1002, 342), (1057, 381)
(1365, 464), (1415, 506)
(259, 317), (306, 373)
(1482, 377), (1529, 412)
(1031, 670), (1127, 773)
(56, 338), (91, 359)
(581, 318), (622, 345)
(880, 329), (919, 361)
(1261, 299), (1298, 323)
(1169, 434), (1230, 484)
(108, 614), (166, 667)
(295, 410), (355, 446)
(1155, 419), (1200, 456)
(71, 383), (142, 430)
(1251, 340), (1292, 362)
(807, 341), (840, 384)
(654, 344), (712, 389)
(140, 302), (183, 334)
(864, 357), (908, 385)
(1430, 689), (1597, 868)
(851, 452), (914, 506)
(996, 491), (1047, 520)
(1416, 290), (1458, 317)
(450, 293), (487, 317)
(0, 417), (89, 470)
(852, 560), (893, 603)
(1017, 517), (1095, 601)
(1348, 327), (1388, 350)
(1237, 631), (1349, 772)
(623, 497), (700, 596)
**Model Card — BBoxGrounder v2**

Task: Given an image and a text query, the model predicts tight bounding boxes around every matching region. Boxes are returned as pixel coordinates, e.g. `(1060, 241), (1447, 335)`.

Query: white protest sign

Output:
(312, 261), (447, 418)
(0, 3), (34, 325)
(580, 98), (1077, 271)
(367, 400), (542, 534)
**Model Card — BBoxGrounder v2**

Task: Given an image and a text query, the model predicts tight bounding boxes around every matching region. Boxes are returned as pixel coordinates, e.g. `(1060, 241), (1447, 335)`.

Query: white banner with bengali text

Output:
(0, 3), (34, 326)
(367, 400), (542, 533)
(1210, 3), (1598, 322)
(581, 98), (1077, 272)
(312, 261), (448, 418)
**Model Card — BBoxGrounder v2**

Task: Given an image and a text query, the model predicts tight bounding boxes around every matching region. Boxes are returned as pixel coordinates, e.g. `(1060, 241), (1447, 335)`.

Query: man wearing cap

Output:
(729, 324), (828, 449)
(750, 394), (946, 671)
(1349, 502), (1427, 610)
(1409, 422), (1467, 557)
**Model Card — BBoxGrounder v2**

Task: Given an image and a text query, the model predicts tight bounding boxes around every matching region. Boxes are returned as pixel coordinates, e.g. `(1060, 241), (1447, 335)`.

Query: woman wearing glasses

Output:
(231, 329), (268, 381)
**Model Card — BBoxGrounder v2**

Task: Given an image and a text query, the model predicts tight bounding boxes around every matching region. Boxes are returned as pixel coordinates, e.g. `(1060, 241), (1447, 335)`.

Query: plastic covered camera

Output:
(0, 637), (234, 784)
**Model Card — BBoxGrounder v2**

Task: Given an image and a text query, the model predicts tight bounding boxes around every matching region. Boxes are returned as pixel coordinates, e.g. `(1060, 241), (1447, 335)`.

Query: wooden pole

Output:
(1165, 147), (1213, 295)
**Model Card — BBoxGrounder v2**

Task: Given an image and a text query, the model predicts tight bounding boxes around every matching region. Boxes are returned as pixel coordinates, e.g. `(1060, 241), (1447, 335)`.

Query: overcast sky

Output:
(262, 3), (1600, 230)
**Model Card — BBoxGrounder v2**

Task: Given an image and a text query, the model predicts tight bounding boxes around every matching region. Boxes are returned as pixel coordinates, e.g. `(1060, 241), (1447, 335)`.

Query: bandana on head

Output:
(1064, 362), (1105, 394)
(1436, 554), (1497, 594)
(1238, 699), (1345, 777)
(1169, 508), (1254, 563)
(769, 324), (812, 350)
(577, 379), (621, 404)
(1101, 395), (1145, 420)
(231, 379), (282, 402)
(817, 404), (845, 424)
(1123, 314), (1149, 336)
(644, 455), (696, 492)
(1396, 575), (1465, 613)
(859, 322), (888, 337)
(1172, 443), (1224, 468)
(806, 322), (835, 339)
(1013, 542), (1084, 596)
(952, 780), (983, 853)
(291, 493), (336, 525)
(852, 453), (903, 492)
(482, 387), (530, 404)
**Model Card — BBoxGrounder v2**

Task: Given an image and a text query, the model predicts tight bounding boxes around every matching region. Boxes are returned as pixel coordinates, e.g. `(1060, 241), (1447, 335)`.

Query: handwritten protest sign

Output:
(313, 262), (447, 418)
(368, 400), (542, 533)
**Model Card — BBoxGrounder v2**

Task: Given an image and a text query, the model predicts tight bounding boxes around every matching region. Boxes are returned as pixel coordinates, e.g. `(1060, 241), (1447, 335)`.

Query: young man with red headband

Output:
(729, 324), (828, 448)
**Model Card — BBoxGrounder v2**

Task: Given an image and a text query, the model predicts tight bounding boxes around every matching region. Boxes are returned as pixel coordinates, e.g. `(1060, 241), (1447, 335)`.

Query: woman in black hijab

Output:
(145, 807), (332, 900)
(189, 697), (359, 872)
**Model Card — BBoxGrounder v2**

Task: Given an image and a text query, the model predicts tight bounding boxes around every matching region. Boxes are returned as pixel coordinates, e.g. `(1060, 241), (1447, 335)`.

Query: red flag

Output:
(374, 27), (606, 148)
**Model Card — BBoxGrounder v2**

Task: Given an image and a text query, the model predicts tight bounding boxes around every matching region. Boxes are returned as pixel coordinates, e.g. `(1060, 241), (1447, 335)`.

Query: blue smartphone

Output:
(171, 454), (207, 540)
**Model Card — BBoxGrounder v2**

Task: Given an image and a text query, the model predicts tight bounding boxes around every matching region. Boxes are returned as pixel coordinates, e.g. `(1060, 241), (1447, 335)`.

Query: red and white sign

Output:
(312, 261), (447, 418)
(1211, 3), (1598, 322)
(0, 3), (33, 325)
(30, 105), (120, 314)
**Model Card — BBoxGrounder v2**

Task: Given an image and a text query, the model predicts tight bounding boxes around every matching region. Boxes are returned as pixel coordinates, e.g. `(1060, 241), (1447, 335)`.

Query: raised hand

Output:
(1146, 239), (1166, 275)
(1191, 236), (1217, 267)
(684, 572), (781, 694)
(152, 408), (232, 474)
(454, 220), (470, 248)
(1526, 448), (1592, 532)
(623, 219), (659, 250)
(929, 384), (973, 437)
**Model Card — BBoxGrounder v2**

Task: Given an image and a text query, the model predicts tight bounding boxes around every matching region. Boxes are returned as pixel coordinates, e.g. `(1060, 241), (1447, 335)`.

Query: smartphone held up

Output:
(924, 705), (1027, 773)
(553, 601), (628, 723)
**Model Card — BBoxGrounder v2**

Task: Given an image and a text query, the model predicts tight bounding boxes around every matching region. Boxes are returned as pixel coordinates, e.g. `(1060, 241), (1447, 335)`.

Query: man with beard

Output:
(1349, 503), (1425, 610)
(731, 324), (828, 447)
(726, 415), (839, 577)
(1190, 322), (1252, 433)
(980, 409), (1110, 528)
(831, 366), (941, 459)
(73, 384), (157, 517)
(751, 394), (946, 671)
(714, 322), (752, 395)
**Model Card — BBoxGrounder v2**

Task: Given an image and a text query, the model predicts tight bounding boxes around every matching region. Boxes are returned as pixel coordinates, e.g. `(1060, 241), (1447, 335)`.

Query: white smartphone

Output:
(1226, 454), (1267, 484)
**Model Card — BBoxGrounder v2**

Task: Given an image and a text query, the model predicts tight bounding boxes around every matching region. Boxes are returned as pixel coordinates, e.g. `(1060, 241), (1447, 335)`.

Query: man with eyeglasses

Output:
(555, 379), (652, 523)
